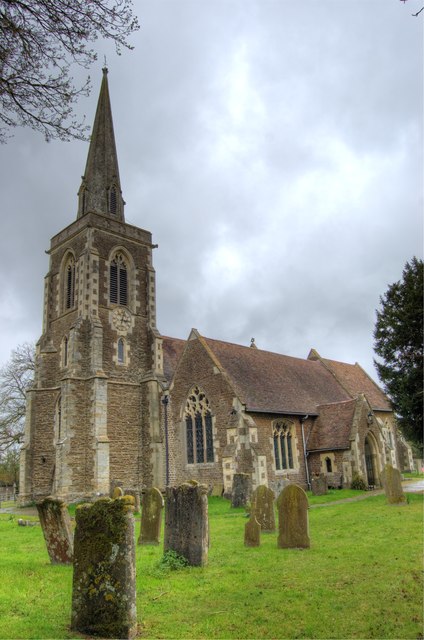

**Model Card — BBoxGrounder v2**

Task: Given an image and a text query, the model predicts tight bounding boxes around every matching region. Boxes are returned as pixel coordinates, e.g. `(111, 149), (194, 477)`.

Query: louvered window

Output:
(65, 256), (75, 310)
(110, 254), (128, 305)
(273, 420), (295, 471)
(109, 186), (117, 214)
(184, 387), (214, 464)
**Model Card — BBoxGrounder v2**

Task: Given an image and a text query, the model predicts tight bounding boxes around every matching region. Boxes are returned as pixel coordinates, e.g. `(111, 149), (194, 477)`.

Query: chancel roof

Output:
(307, 399), (358, 451)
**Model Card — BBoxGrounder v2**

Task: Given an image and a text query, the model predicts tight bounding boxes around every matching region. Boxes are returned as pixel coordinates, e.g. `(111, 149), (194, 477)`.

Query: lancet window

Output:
(109, 185), (117, 215)
(184, 387), (214, 464)
(117, 338), (125, 364)
(273, 420), (295, 471)
(110, 253), (128, 305)
(64, 255), (76, 310)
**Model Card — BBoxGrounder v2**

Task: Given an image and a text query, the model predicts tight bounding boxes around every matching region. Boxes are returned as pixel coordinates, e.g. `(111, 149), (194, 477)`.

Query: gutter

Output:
(300, 415), (311, 490)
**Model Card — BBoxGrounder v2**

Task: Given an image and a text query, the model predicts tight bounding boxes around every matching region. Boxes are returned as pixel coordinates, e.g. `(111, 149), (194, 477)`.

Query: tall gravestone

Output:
(36, 497), (74, 564)
(277, 484), (310, 549)
(164, 483), (209, 566)
(251, 485), (276, 532)
(381, 464), (407, 506)
(244, 515), (261, 547)
(71, 496), (137, 639)
(138, 487), (164, 545)
(311, 474), (328, 496)
(231, 473), (250, 508)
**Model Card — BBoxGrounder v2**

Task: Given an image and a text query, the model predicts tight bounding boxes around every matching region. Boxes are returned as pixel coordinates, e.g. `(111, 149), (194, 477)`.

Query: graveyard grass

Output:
(0, 493), (422, 640)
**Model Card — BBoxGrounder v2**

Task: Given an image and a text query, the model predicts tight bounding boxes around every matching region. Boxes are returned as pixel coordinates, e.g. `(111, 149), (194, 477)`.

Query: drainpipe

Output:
(162, 393), (170, 487)
(300, 415), (311, 490)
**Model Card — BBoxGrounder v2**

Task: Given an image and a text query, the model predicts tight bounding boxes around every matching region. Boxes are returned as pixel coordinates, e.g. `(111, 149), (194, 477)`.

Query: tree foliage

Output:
(374, 258), (423, 449)
(0, 343), (35, 454)
(0, 0), (139, 142)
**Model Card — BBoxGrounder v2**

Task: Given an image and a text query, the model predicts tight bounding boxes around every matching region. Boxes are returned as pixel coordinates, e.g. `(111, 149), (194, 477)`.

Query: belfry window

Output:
(64, 255), (75, 310)
(184, 386), (214, 464)
(273, 420), (295, 471)
(109, 186), (117, 215)
(110, 253), (128, 305)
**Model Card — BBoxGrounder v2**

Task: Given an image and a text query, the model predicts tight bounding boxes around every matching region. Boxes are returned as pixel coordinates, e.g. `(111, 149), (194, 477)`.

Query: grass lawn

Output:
(0, 492), (422, 639)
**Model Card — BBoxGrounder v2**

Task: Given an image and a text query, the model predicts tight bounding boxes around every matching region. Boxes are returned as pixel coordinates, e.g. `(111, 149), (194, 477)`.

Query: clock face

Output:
(112, 308), (131, 332)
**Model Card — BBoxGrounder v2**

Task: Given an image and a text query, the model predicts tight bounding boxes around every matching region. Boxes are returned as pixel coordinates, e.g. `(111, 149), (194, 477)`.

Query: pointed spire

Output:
(77, 68), (125, 221)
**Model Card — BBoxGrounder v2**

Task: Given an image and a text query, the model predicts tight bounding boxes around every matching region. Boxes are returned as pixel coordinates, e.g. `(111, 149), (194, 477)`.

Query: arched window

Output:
(117, 338), (125, 364)
(63, 336), (68, 367)
(109, 185), (117, 214)
(325, 456), (333, 473)
(110, 253), (128, 305)
(184, 386), (214, 464)
(273, 420), (295, 471)
(64, 255), (75, 310)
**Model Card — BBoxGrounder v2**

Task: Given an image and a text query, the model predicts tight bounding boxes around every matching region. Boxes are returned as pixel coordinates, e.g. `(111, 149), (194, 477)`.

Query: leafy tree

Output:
(0, 449), (19, 487)
(0, 0), (139, 142)
(374, 258), (423, 450)
(0, 343), (35, 454)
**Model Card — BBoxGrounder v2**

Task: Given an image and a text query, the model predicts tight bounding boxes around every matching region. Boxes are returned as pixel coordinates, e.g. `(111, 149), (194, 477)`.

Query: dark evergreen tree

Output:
(374, 257), (423, 450)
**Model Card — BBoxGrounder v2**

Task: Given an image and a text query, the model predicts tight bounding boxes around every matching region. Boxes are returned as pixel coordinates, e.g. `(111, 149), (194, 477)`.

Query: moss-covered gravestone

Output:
(244, 515), (261, 547)
(138, 487), (164, 545)
(311, 474), (328, 496)
(71, 497), (137, 639)
(164, 483), (209, 566)
(277, 484), (310, 549)
(36, 497), (73, 564)
(251, 485), (276, 532)
(231, 473), (250, 508)
(381, 464), (407, 506)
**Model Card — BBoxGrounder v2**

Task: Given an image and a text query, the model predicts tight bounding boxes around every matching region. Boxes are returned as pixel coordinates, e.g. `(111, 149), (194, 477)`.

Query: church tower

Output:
(19, 69), (166, 503)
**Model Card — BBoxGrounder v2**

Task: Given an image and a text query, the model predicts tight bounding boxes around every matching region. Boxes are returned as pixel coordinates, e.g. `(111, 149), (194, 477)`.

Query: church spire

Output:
(77, 68), (125, 221)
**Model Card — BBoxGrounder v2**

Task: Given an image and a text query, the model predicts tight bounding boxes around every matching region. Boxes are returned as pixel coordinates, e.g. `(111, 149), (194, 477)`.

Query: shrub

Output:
(156, 549), (189, 572)
(351, 473), (367, 490)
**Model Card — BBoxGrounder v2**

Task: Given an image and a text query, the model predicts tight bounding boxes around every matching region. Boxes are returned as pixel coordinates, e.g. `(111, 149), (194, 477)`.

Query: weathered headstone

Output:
(277, 484), (310, 549)
(311, 474), (328, 496)
(125, 489), (141, 512)
(244, 515), (261, 547)
(138, 487), (164, 545)
(231, 473), (250, 508)
(164, 483), (209, 566)
(71, 497), (137, 639)
(36, 497), (74, 564)
(112, 486), (124, 499)
(251, 485), (275, 532)
(210, 484), (224, 497)
(381, 464), (407, 506)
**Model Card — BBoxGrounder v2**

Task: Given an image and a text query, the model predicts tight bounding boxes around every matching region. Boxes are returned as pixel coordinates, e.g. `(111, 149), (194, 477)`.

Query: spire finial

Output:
(102, 57), (108, 74)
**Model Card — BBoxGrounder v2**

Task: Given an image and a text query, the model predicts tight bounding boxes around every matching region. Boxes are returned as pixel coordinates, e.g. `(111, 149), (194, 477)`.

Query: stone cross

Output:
(277, 484), (310, 549)
(138, 487), (164, 545)
(381, 464), (407, 506)
(36, 497), (74, 564)
(231, 473), (250, 508)
(244, 515), (261, 547)
(251, 484), (275, 532)
(164, 483), (209, 566)
(71, 496), (137, 639)
(311, 474), (328, 496)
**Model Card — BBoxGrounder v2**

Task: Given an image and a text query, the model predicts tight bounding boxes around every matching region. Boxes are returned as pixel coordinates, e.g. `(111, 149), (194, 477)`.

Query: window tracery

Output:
(184, 386), (214, 464)
(110, 253), (128, 305)
(273, 420), (295, 471)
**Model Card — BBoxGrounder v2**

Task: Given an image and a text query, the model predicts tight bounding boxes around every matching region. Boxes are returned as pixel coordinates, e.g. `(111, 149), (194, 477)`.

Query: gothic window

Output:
(273, 420), (295, 471)
(325, 456), (333, 473)
(64, 255), (75, 310)
(110, 253), (128, 305)
(109, 185), (117, 214)
(117, 337), (125, 364)
(184, 386), (214, 464)
(63, 336), (68, 367)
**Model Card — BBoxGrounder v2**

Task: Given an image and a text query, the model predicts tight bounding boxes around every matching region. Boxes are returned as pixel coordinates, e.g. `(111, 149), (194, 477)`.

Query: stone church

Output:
(19, 70), (410, 504)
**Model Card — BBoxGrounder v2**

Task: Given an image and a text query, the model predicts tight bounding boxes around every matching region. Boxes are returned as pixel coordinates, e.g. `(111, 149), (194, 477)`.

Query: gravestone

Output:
(210, 484), (224, 497)
(125, 489), (141, 512)
(36, 497), (74, 564)
(244, 515), (261, 547)
(277, 484), (310, 549)
(231, 473), (250, 508)
(138, 487), (164, 545)
(164, 483), (209, 566)
(251, 485), (275, 532)
(71, 496), (137, 639)
(311, 474), (328, 496)
(112, 486), (124, 499)
(381, 464), (407, 506)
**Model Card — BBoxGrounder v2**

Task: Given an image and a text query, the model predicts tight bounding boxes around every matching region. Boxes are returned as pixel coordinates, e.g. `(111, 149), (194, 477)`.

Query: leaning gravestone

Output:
(311, 474), (328, 496)
(244, 515), (261, 547)
(138, 487), (164, 545)
(277, 484), (310, 549)
(231, 473), (250, 508)
(36, 497), (74, 564)
(71, 496), (137, 639)
(251, 485), (275, 532)
(381, 464), (407, 506)
(164, 483), (209, 566)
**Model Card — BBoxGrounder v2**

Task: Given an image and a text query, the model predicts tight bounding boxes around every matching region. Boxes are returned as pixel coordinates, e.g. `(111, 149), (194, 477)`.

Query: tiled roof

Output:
(307, 399), (357, 451)
(202, 337), (351, 414)
(320, 358), (391, 411)
(162, 336), (186, 383)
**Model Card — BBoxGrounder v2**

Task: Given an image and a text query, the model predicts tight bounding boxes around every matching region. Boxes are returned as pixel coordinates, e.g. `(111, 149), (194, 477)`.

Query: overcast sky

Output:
(0, 0), (422, 382)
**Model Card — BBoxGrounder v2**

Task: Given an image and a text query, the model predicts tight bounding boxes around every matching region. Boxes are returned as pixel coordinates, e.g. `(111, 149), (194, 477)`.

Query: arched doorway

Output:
(364, 434), (379, 488)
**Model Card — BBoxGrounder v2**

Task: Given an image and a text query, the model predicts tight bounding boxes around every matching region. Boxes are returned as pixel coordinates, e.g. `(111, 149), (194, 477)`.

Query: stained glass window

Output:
(273, 421), (295, 471)
(184, 386), (214, 464)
